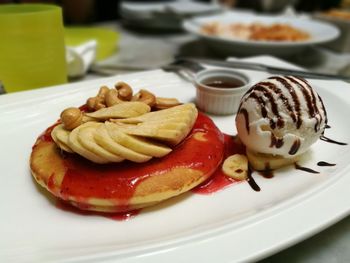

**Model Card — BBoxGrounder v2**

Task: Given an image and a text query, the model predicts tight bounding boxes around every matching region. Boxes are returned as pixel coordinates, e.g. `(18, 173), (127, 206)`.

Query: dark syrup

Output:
(317, 161), (336, 167)
(202, 77), (245, 89)
(258, 168), (274, 179)
(294, 163), (319, 174)
(247, 166), (261, 192)
(320, 135), (347, 145)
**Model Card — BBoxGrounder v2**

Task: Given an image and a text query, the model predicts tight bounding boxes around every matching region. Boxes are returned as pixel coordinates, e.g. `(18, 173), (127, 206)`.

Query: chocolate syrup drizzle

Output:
(240, 108), (250, 134)
(320, 135), (347, 145)
(237, 76), (328, 156)
(294, 163), (319, 174)
(317, 161), (336, 167)
(286, 76), (323, 132)
(247, 166), (260, 192)
(288, 138), (301, 155)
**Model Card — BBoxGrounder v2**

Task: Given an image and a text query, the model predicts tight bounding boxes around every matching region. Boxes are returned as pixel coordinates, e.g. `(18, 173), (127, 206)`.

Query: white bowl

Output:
(195, 68), (251, 115)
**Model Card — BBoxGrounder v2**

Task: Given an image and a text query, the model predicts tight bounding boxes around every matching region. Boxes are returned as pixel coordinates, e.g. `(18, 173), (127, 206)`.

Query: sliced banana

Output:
(105, 122), (172, 157)
(51, 124), (74, 153)
(116, 103), (196, 124)
(117, 116), (192, 125)
(85, 101), (151, 120)
(111, 103), (198, 146)
(53, 102), (197, 163)
(78, 122), (124, 163)
(68, 123), (109, 164)
(94, 124), (152, 163)
(112, 123), (186, 146)
(222, 154), (249, 180)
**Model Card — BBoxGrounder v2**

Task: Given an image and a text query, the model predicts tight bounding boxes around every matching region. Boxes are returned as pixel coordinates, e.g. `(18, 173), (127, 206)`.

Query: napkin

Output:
(66, 40), (97, 78)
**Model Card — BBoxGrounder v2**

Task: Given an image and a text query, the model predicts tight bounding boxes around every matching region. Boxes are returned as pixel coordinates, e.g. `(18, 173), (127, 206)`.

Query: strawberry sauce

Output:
(54, 113), (225, 207)
(56, 200), (140, 221)
(193, 134), (246, 194)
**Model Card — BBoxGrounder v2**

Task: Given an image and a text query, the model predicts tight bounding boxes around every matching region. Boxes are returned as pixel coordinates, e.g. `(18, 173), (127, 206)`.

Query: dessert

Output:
(201, 22), (310, 42)
(235, 76), (327, 170)
(30, 83), (225, 212)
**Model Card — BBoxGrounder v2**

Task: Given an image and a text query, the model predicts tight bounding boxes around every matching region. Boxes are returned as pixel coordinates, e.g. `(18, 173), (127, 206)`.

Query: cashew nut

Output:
(86, 96), (106, 111)
(97, 85), (110, 98)
(115, 82), (133, 101)
(132, 89), (156, 107)
(105, 89), (123, 107)
(86, 86), (111, 111)
(154, 97), (181, 110)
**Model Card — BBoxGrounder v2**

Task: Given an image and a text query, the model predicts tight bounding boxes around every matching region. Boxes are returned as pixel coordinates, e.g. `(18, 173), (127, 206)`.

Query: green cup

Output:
(0, 4), (67, 93)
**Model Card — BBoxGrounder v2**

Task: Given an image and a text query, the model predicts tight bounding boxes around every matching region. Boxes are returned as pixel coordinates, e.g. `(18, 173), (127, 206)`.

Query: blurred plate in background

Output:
(313, 10), (350, 53)
(183, 11), (340, 56)
(120, 1), (222, 31)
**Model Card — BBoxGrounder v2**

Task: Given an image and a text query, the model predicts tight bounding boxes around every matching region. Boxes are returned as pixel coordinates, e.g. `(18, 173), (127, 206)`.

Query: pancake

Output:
(30, 113), (225, 212)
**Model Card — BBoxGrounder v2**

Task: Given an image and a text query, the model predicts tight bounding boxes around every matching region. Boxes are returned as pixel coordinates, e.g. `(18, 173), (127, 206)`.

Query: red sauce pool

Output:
(53, 133), (244, 219)
(52, 113), (225, 207)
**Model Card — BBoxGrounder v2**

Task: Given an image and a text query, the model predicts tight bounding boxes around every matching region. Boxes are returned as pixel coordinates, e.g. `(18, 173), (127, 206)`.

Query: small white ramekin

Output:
(195, 69), (251, 115)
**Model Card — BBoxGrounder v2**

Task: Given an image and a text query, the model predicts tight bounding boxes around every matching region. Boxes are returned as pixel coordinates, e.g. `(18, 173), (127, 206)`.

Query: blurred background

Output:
(1, 0), (350, 90)
(0, 0), (348, 24)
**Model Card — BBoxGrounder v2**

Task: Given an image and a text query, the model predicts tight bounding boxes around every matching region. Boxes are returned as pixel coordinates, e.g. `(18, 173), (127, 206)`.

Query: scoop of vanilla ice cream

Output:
(235, 76), (327, 158)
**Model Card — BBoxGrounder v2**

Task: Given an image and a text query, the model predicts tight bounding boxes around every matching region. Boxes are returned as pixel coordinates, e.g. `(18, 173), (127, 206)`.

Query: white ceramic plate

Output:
(0, 56), (349, 262)
(183, 11), (340, 56)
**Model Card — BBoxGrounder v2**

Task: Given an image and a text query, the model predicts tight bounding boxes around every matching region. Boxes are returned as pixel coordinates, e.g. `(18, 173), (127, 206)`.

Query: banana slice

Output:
(94, 124), (152, 163)
(246, 149), (300, 171)
(117, 116), (193, 125)
(222, 154), (248, 180)
(51, 124), (74, 153)
(85, 101), (151, 120)
(111, 103), (198, 146)
(105, 122), (171, 157)
(112, 123), (187, 146)
(116, 103), (196, 124)
(68, 123), (109, 164)
(78, 122), (124, 163)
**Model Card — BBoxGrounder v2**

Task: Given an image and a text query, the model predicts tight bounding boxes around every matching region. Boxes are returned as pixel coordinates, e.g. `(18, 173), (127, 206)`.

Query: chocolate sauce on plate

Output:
(317, 161), (336, 167)
(258, 163), (274, 178)
(320, 135), (347, 145)
(247, 166), (261, 192)
(294, 163), (319, 174)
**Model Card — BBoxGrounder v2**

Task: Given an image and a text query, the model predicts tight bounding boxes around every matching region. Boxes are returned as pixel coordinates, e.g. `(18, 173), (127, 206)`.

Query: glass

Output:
(0, 4), (67, 93)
